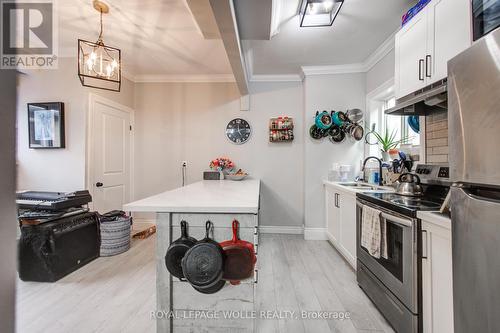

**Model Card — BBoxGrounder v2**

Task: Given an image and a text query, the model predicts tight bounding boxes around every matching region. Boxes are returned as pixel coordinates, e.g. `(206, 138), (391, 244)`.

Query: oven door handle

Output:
(380, 213), (413, 228)
(357, 201), (413, 228)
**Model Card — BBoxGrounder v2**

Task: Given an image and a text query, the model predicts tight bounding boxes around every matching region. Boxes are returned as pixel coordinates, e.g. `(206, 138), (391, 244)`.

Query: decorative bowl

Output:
(225, 174), (248, 181)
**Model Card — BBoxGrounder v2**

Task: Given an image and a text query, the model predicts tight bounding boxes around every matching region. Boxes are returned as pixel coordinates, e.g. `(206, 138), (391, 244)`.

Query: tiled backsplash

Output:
(425, 110), (449, 164)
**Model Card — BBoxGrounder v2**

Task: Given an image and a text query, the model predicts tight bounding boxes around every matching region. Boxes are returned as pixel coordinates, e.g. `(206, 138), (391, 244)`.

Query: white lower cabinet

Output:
(325, 185), (357, 269)
(421, 217), (454, 333)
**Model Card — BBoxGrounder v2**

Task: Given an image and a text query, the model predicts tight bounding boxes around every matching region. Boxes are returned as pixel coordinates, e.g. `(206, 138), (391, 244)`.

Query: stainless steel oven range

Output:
(356, 164), (450, 333)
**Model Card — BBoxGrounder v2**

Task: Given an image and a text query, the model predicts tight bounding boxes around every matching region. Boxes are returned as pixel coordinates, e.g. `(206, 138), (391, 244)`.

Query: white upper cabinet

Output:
(396, 11), (429, 99)
(395, 0), (472, 99)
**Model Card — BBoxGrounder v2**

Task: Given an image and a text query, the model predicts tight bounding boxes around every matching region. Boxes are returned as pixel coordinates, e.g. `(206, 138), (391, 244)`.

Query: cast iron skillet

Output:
(182, 221), (225, 293)
(220, 220), (256, 285)
(165, 220), (197, 279)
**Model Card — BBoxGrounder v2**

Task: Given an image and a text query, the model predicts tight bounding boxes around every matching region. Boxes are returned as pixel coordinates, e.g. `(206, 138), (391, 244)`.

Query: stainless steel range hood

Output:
(385, 79), (448, 116)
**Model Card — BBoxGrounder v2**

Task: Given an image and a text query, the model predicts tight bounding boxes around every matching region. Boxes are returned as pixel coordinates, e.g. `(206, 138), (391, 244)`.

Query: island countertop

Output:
(123, 179), (260, 214)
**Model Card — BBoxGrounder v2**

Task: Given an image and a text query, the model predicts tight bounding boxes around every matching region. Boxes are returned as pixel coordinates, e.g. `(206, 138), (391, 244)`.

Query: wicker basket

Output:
(99, 216), (132, 257)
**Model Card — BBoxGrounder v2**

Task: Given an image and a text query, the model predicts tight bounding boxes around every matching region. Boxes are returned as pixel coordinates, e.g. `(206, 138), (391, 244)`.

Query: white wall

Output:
(303, 74), (366, 232)
(366, 48), (395, 94)
(133, 81), (304, 227)
(16, 57), (135, 192)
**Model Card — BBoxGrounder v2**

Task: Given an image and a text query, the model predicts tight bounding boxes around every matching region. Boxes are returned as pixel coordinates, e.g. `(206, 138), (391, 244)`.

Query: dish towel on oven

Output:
(361, 205), (388, 259)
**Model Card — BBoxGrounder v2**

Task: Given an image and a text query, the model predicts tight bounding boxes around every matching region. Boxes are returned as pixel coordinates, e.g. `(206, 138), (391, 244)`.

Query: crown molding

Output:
(301, 63), (366, 76)
(362, 30), (396, 72)
(133, 74), (235, 83)
(300, 29), (396, 77)
(249, 74), (303, 82)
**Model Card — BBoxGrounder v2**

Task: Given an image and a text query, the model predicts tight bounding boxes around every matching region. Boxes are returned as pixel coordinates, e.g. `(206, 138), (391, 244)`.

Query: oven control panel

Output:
(438, 167), (449, 178)
(415, 164), (450, 184)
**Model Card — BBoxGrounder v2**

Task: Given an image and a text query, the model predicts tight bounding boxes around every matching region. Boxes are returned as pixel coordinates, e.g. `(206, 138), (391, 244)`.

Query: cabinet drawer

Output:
(172, 281), (254, 311)
(172, 213), (258, 228)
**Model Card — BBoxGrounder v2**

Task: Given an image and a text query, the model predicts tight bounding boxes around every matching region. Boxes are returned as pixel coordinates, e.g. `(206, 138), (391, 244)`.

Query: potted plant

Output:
(372, 129), (411, 161)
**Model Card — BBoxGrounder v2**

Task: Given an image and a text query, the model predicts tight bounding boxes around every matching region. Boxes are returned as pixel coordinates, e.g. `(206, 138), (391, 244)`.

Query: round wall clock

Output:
(226, 118), (251, 144)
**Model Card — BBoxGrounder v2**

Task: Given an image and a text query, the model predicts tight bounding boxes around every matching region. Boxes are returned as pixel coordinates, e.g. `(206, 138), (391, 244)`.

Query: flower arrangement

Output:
(209, 157), (234, 172)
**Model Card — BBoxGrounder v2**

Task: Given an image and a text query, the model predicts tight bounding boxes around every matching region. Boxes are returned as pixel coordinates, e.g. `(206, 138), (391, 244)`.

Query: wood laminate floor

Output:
(17, 234), (393, 333)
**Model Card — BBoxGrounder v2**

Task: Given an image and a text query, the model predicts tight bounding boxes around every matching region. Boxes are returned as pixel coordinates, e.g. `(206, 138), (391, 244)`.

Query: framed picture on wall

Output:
(28, 102), (65, 149)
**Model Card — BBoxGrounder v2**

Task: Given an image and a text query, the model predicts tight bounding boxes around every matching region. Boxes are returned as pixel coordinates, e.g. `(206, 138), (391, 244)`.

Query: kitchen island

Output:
(123, 179), (260, 333)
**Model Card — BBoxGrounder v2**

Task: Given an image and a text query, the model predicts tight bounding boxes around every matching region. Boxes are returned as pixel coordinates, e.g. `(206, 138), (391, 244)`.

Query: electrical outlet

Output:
(182, 161), (187, 167)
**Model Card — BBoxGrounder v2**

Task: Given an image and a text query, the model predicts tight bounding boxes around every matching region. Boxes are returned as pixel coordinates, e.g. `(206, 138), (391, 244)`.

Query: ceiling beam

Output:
(184, 0), (221, 39)
(209, 0), (249, 95)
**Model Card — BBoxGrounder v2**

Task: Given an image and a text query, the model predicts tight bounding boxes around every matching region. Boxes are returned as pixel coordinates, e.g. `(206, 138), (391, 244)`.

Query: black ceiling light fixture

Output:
(78, 0), (121, 92)
(299, 0), (344, 27)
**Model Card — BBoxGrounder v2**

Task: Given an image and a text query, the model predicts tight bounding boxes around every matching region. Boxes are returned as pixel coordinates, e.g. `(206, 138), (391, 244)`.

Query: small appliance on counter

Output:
(356, 164), (450, 333)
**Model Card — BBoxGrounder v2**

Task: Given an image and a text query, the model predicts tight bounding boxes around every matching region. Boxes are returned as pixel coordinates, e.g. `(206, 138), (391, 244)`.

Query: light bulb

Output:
(106, 64), (112, 77)
(86, 58), (93, 71)
(111, 59), (118, 69)
(324, 0), (334, 11)
(90, 51), (97, 60)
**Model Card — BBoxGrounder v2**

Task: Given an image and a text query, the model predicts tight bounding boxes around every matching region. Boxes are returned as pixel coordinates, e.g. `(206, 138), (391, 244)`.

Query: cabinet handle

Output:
(337, 193), (340, 208)
(418, 59), (425, 81)
(425, 55), (431, 78)
(254, 269), (258, 284)
(422, 230), (428, 259)
(334, 193), (339, 208)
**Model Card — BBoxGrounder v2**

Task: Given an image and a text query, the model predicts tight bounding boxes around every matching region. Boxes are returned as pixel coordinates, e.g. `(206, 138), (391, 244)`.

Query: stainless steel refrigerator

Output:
(448, 26), (500, 333)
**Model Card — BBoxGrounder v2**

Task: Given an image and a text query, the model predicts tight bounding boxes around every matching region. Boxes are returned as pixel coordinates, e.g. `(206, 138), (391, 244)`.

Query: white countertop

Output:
(417, 211), (451, 230)
(123, 179), (260, 214)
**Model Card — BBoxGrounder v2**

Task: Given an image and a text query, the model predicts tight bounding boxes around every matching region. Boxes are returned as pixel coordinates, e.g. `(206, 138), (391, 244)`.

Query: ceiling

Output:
(237, 0), (416, 75)
(58, 0), (233, 79)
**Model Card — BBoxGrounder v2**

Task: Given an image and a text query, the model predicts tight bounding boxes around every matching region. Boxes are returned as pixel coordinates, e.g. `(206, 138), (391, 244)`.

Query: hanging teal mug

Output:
(315, 111), (333, 130)
(332, 111), (348, 127)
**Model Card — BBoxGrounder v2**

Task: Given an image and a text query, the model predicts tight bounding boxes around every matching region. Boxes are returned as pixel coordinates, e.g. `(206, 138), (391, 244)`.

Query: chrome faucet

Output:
(362, 156), (383, 186)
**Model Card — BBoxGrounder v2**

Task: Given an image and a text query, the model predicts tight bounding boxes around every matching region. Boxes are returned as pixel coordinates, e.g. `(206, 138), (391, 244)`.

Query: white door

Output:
(395, 9), (429, 99)
(339, 192), (357, 268)
(90, 96), (131, 214)
(326, 188), (340, 243)
(427, 0), (471, 84)
(422, 221), (454, 333)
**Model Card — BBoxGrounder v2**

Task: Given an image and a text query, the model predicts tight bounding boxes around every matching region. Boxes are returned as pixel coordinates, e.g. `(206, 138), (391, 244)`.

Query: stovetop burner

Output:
(389, 197), (442, 210)
(356, 191), (447, 218)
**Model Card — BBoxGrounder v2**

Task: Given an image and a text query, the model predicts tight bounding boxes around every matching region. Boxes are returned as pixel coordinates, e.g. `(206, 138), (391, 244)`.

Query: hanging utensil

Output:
(309, 124), (323, 140)
(365, 123), (379, 145)
(182, 221), (225, 294)
(346, 109), (363, 123)
(220, 220), (256, 285)
(350, 124), (364, 141)
(164, 221), (197, 279)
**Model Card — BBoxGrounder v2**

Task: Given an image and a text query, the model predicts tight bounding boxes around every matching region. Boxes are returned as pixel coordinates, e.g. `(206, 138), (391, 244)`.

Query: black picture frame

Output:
(28, 102), (65, 149)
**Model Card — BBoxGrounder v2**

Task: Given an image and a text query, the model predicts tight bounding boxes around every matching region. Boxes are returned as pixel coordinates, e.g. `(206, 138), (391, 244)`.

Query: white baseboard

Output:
(258, 226), (304, 234)
(132, 218), (156, 227)
(304, 227), (328, 240)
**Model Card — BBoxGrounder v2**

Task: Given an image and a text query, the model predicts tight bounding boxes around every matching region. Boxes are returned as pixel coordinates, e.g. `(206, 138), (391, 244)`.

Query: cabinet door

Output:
(426, 0), (472, 84)
(326, 189), (340, 243)
(395, 9), (429, 99)
(339, 192), (357, 268)
(422, 221), (454, 333)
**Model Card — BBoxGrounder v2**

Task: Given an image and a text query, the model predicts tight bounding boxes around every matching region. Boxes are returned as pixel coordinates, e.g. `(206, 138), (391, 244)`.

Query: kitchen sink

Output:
(339, 182), (379, 190)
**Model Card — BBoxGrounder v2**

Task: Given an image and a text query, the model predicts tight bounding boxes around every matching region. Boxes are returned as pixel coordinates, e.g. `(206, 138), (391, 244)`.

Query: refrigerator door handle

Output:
(457, 186), (500, 204)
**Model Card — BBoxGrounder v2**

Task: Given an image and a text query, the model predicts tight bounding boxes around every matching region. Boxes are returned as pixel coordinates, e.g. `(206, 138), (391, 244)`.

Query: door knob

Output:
(96, 182), (103, 187)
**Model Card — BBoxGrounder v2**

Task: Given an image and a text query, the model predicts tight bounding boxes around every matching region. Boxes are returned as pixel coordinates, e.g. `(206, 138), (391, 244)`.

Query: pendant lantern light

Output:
(78, 0), (121, 91)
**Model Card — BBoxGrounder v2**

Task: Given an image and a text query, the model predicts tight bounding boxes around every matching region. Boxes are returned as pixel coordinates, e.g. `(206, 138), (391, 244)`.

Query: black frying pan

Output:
(165, 220), (197, 279)
(182, 221), (225, 293)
